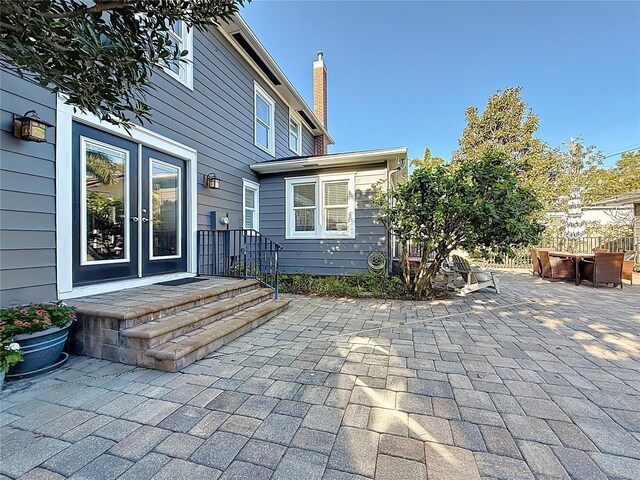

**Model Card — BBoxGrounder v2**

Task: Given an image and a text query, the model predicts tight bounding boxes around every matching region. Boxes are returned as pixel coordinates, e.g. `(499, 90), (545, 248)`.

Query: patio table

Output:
(549, 252), (595, 285)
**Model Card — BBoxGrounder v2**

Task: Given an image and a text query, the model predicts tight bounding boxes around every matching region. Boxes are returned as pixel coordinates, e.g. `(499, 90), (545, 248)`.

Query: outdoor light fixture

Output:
(13, 110), (53, 142)
(204, 173), (221, 189)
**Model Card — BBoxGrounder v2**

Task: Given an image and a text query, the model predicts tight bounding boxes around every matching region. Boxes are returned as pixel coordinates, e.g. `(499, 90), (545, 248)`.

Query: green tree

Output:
(375, 151), (543, 296)
(452, 87), (545, 169)
(613, 149), (640, 193)
(0, 0), (249, 127)
(410, 147), (444, 168)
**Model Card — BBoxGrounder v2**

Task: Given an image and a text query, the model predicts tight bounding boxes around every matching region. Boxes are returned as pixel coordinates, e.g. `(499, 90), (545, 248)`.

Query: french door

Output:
(72, 123), (187, 286)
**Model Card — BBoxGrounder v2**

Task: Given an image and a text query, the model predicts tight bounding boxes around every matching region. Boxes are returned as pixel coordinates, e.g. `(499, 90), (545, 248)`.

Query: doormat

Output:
(157, 277), (209, 287)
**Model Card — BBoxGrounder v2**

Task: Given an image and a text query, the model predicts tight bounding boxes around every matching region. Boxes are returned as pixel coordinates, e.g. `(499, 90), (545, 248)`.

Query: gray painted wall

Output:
(0, 70), (58, 307)
(0, 25), (317, 307)
(259, 164), (389, 275)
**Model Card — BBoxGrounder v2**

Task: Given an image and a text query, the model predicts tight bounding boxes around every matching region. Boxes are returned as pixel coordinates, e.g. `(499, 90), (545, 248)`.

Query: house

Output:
(0, 14), (408, 309)
(589, 190), (640, 251)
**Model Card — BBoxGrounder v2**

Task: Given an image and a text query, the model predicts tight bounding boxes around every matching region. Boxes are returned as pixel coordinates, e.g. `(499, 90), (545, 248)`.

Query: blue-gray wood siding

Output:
(0, 70), (58, 307)
(259, 165), (389, 275)
(141, 26), (316, 231)
(0, 25), (317, 306)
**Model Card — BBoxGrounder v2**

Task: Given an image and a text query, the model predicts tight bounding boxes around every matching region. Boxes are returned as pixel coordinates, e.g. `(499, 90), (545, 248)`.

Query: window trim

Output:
(254, 82), (276, 156)
(288, 110), (302, 155)
(285, 173), (356, 240)
(162, 20), (194, 90)
(242, 178), (260, 231)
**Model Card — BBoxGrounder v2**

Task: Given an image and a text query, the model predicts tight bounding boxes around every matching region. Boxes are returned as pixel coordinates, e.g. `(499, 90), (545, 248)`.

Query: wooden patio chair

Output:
(538, 250), (574, 281)
(449, 255), (500, 294)
(593, 247), (609, 253)
(579, 252), (624, 289)
(529, 248), (541, 276)
(622, 250), (636, 285)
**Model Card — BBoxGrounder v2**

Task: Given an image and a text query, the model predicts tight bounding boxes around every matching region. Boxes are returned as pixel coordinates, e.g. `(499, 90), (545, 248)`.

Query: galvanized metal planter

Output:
(8, 325), (70, 376)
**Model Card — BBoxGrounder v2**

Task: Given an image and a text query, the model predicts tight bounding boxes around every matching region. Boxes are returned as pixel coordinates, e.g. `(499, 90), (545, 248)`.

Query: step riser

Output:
(124, 291), (274, 350)
(153, 303), (290, 372)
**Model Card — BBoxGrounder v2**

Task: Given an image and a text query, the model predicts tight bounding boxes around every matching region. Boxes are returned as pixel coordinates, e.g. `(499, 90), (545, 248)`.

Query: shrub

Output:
(279, 272), (428, 299)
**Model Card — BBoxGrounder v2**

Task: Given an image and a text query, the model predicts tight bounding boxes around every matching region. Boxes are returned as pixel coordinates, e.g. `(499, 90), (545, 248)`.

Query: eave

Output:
(251, 147), (408, 174)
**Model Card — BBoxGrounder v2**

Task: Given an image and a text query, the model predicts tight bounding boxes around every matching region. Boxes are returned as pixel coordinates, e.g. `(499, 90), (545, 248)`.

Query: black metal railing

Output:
(197, 229), (283, 298)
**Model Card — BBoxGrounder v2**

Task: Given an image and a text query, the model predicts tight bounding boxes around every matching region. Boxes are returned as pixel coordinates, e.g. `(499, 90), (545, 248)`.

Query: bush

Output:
(279, 272), (431, 299)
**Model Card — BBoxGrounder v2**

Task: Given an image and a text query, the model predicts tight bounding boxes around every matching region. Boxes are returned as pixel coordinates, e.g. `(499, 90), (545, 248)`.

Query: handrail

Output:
(197, 229), (283, 298)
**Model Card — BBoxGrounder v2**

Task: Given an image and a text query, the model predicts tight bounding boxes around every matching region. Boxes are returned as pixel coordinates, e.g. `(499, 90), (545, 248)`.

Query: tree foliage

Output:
(0, 0), (249, 127)
(410, 147), (444, 169)
(375, 151), (543, 296)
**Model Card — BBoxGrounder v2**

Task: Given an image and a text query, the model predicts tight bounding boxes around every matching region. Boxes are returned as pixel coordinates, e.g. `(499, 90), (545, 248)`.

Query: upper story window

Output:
(286, 174), (356, 239)
(164, 20), (193, 89)
(254, 82), (275, 156)
(288, 113), (302, 155)
(243, 179), (260, 230)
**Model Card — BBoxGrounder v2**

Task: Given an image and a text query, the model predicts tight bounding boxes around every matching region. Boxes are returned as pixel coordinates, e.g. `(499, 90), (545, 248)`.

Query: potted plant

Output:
(0, 302), (76, 376)
(0, 341), (23, 389)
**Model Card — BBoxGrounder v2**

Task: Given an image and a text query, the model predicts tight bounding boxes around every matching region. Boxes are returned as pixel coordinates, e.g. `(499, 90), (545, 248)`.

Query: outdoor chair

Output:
(622, 250), (636, 285)
(538, 250), (574, 281)
(448, 255), (500, 294)
(579, 252), (624, 289)
(529, 248), (541, 276)
(593, 247), (609, 253)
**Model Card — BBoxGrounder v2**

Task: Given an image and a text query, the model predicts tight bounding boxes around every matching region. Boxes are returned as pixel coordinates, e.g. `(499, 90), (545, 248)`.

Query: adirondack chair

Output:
(449, 255), (500, 294)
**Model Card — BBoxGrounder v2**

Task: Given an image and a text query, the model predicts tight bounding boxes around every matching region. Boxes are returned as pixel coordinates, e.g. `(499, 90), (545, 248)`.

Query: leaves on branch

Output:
(0, 0), (249, 127)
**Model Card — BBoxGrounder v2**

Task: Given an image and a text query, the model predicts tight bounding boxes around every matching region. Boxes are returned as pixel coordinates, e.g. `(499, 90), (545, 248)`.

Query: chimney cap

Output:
(317, 51), (323, 61)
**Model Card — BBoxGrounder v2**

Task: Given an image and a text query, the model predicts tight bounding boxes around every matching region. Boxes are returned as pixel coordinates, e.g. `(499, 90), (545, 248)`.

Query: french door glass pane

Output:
(295, 208), (315, 231)
(84, 141), (127, 262)
(151, 160), (180, 257)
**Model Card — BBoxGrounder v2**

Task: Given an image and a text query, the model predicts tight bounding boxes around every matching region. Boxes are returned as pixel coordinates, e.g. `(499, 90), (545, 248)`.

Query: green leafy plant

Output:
(279, 272), (419, 299)
(0, 341), (23, 373)
(0, 302), (77, 337)
(0, 0), (249, 127)
(375, 151), (544, 296)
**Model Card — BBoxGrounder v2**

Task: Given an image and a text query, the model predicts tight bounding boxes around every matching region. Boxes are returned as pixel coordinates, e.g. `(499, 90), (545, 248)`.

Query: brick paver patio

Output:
(1, 271), (639, 479)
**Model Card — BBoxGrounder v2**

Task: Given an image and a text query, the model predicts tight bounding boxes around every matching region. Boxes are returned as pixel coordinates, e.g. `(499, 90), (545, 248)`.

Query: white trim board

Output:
(55, 96), (199, 297)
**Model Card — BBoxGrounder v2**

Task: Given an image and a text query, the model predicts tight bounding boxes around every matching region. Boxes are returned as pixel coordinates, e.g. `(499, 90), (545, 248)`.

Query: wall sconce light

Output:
(204, 173), (220, 189)
(13, 110), (53, 142)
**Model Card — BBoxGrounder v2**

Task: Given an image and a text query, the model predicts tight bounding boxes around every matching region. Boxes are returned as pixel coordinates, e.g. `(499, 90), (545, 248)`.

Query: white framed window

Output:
(254, 82), (276, 156)
(286, 174), (355, 239)
(288, 112), (302, 155)
(163, 20), (193, 89)
(243, 179), (260, 230)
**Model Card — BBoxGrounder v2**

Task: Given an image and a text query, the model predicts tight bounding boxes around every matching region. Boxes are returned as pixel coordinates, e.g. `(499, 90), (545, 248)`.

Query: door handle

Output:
(141, 217), (150, 223)
(130, 216), (139, 222)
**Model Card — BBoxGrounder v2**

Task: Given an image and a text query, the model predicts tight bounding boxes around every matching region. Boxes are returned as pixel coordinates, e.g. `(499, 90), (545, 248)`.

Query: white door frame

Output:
(55, 96), (198, 298)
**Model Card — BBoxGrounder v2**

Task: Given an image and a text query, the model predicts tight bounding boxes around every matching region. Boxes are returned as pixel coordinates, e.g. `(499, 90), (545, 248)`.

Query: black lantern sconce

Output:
(13, 111), (53, 142)
(204, 173), (221, 189)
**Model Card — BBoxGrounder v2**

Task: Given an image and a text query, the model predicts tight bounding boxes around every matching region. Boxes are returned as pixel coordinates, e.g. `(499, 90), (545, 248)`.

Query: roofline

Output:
(219, 14), (335, 145)
(251, 147), (408, 174)
(590, 190), (640, 206)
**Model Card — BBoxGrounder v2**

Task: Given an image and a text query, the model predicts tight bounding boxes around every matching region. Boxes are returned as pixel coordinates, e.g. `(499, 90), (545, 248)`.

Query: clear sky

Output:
(241, 0), (640, 167)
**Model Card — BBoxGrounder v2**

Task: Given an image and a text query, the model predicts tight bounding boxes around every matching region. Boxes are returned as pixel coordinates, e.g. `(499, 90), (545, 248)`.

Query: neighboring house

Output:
(0, 14), (408, 308)
(545, 192), (636, 229)
(589, 190), (640, 251)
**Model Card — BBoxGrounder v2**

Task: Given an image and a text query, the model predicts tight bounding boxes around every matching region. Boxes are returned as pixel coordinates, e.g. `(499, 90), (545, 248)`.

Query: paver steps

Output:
(70, 278), (290, 372)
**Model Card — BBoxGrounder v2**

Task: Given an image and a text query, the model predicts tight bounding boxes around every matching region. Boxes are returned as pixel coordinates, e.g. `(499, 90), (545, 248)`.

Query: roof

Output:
(251, 147), (408, 174)
(219, 15), (334, 145)
(590, 190), (640, 206)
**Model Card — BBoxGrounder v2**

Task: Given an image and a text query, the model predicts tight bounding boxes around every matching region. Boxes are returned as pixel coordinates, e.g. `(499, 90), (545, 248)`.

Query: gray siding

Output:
(0, 70), (58, 307)
(141, 26), (316, 231)
(0, 25), (318, 306)
(259, 165), (388, 275)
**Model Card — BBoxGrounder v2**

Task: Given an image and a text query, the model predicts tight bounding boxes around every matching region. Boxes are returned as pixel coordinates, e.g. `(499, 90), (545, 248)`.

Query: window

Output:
(286, 174), (355, 239)
(243, 179), (260, 230)
(254, 83), (275, 156)
(164, 20), (193, 88)
(288, 113), (302, 155)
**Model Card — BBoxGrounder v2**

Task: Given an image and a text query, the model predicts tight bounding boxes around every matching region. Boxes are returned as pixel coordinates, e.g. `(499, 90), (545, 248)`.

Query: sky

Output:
(241, 0), (640, 167)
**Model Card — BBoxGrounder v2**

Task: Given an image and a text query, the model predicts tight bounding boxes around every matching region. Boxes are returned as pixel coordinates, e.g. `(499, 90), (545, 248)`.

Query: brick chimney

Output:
(313, 51), (328, 155)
